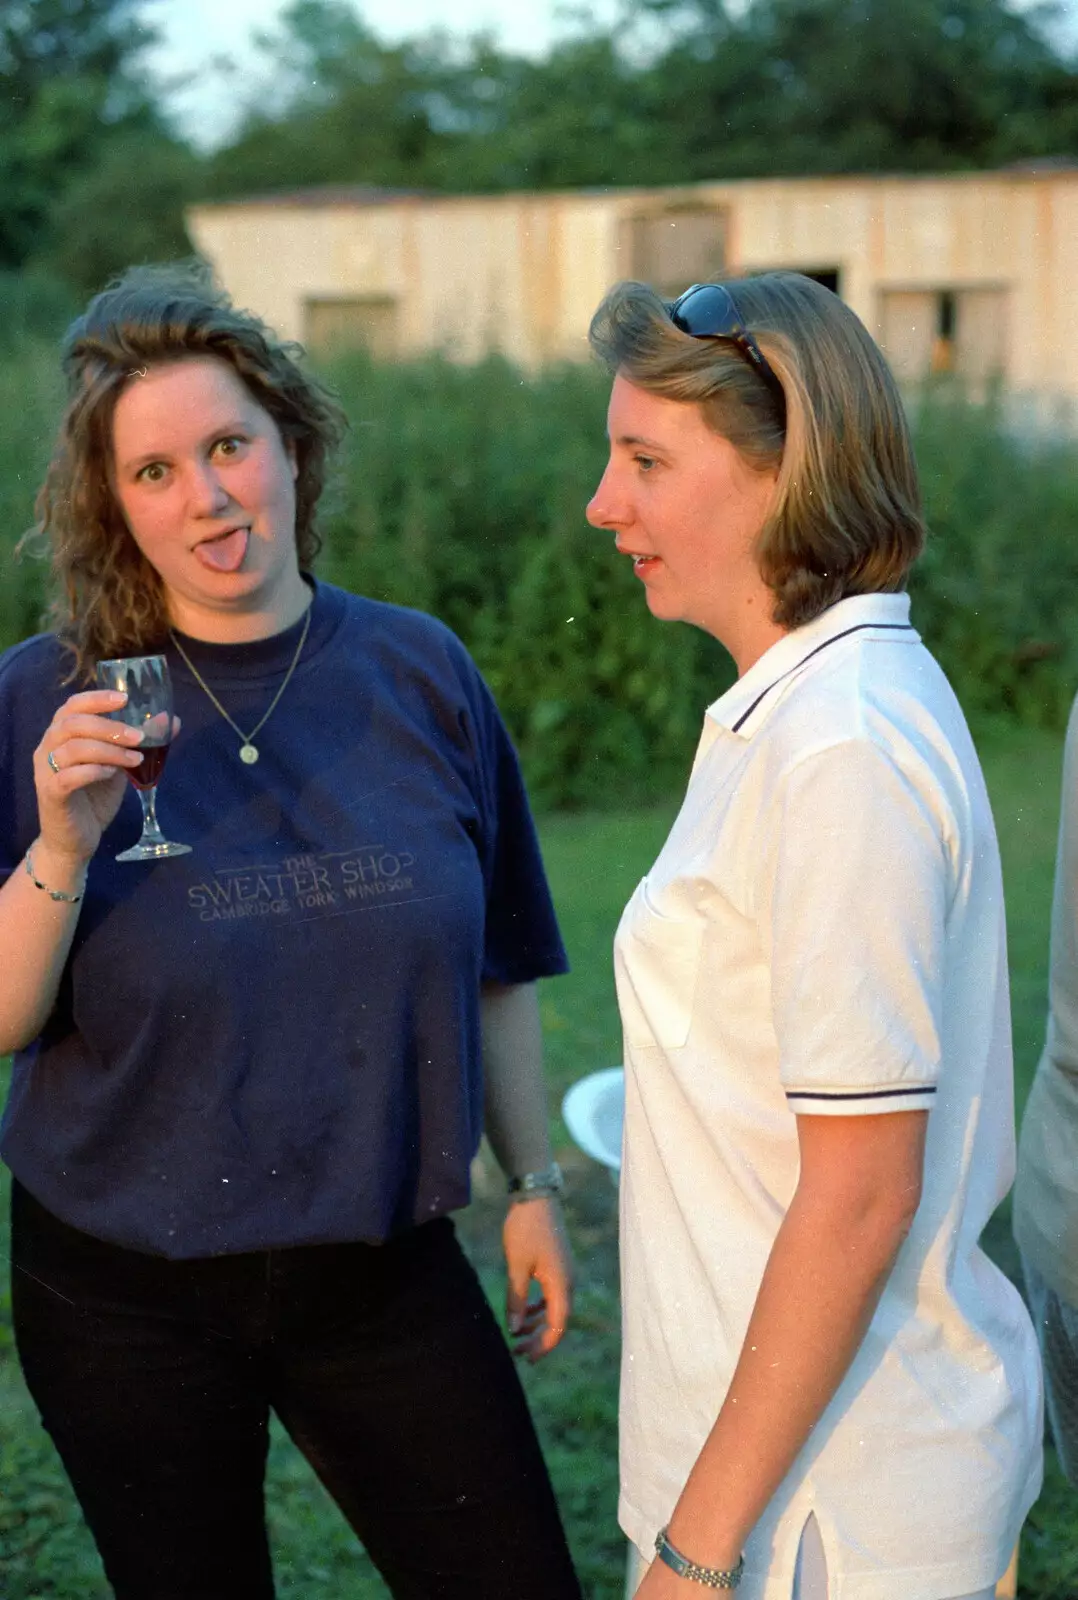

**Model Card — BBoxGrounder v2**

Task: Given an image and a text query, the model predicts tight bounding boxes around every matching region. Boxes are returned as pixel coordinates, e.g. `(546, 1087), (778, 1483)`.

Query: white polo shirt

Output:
(615, 593), (1042, 1600)
(1014, 691), (1078, 1308)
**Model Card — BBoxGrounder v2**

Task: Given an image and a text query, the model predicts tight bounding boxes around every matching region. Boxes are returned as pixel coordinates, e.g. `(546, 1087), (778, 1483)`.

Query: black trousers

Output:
(11, 1182), (583, 1600)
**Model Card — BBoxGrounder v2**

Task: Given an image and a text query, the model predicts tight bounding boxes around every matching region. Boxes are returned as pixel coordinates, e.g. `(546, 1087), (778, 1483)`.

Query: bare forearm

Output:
(480, 981), (553, 1176)
(668, 1190), (912, 1567)
(0, 839), (88, 1052)
(481, 981), (572, 1360)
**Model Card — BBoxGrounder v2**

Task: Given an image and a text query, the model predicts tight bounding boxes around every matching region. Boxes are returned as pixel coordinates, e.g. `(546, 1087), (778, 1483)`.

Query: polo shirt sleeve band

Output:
(785, 1083), (937, 1116)
(762, 740), (950, 1109)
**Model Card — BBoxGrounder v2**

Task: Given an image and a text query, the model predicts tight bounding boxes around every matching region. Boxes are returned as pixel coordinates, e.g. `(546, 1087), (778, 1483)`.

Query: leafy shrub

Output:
(0, 272), (78, 353)
(910, 384), (1078, 730)
(3, 342), (1078, 808)
(0, 342), (62, 652)
(315, 351), (731, 807)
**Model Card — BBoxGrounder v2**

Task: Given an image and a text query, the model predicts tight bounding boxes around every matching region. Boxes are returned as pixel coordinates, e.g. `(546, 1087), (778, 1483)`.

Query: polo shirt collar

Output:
(707, 592), (917, 739)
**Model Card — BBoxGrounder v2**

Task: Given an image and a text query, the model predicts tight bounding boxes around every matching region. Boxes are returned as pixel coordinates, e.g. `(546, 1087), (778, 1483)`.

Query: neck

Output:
(731, 615), (787, 677)
(167, 572), (312, 644)
(712, 580), (787, 677)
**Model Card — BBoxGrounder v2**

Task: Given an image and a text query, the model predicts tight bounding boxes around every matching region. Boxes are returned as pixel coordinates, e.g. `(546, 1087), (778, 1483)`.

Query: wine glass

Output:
(95, 655), (192, 862)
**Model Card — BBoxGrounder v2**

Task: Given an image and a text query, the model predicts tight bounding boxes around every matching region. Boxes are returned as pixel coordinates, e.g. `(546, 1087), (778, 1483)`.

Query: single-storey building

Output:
(186, 164), (1078, 422)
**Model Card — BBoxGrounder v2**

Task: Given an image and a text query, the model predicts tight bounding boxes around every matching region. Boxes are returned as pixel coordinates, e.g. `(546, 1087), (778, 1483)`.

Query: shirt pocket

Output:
(615, 878), (704, 1051)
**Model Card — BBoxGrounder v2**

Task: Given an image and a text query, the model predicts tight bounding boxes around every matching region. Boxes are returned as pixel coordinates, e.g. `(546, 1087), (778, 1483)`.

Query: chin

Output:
(644, 590), (684, 624)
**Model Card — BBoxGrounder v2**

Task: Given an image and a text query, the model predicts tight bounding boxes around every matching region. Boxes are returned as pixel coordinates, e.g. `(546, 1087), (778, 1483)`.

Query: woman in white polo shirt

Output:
(585, 273), (1041, 1600)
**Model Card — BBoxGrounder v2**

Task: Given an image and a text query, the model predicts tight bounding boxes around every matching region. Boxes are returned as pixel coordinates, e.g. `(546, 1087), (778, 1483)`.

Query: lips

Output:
(194, 527), (249, 573)
(615, 540), (660, 572)
(622, 549), (662, 577)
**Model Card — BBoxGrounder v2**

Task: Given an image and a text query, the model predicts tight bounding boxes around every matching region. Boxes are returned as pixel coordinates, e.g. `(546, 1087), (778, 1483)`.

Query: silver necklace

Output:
(169, 605), (312, 765)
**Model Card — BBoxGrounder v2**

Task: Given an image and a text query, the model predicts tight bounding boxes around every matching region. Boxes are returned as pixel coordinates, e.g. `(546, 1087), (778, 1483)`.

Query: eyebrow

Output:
(613, 433), (668, 451)
(118, 421), (251, 475)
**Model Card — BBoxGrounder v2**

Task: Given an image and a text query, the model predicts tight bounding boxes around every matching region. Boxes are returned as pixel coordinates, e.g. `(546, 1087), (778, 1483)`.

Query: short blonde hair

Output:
(588, 273), (925, 628)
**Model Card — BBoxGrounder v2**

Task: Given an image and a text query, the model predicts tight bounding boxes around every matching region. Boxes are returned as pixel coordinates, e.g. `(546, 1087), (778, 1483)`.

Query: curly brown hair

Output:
(588, 273), (925, 630)
(27, 261), (347, 678)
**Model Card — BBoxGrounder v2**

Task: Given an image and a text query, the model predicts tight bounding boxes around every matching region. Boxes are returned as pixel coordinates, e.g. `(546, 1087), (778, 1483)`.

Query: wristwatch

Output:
(654, 1528), (744, 1590)
(507, 1161), (564, 1201)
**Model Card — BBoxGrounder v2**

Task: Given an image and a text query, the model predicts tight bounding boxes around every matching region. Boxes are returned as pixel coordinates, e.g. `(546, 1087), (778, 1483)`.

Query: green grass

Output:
(0, 727), (1073, 1596)
(979, 718), (1064, 1109)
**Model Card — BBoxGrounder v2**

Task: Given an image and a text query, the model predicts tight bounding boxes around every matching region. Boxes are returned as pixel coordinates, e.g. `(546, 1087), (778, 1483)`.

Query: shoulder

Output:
(341, 590), (463, 650)
(331, 586), (486, 699)
(768, 633), (968, 771)
(0, 632), (74, 705)
(751, 636), (982, 847)
(0, 634), (75, 792)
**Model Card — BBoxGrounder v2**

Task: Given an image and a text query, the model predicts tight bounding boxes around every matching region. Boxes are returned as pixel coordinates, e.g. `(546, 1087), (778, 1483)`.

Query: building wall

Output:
(187, 192), (616, 366)
(186, 169), (1078, 416)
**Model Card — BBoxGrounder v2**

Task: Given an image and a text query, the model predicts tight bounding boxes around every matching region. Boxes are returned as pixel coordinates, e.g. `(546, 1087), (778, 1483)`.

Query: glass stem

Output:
(137, 786), (168, 846)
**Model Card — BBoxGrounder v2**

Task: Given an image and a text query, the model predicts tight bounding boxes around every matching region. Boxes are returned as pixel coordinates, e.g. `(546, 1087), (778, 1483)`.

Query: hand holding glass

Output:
(94, 655), (191, 861)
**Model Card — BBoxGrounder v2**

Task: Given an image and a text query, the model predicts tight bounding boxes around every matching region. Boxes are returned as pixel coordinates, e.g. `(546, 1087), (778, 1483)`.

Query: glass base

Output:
(115, 839), (192, 862)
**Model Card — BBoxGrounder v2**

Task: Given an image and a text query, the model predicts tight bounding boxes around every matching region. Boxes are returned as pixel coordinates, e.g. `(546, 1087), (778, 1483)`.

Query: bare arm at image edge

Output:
(0, 689), (151, 1054)
(0, 837), (90, 1052)
(481, 980), (574, 1362)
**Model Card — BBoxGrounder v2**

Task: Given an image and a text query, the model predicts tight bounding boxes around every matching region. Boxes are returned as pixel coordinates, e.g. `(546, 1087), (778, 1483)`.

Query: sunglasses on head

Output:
(668, 282), (786, 418)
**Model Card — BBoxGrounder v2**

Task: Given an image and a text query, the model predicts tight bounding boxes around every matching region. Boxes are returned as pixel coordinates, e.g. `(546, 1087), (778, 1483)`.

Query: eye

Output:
(136, 461), (168, 484)
(212, 434), (246, 459)
(633, 454), (658, 473)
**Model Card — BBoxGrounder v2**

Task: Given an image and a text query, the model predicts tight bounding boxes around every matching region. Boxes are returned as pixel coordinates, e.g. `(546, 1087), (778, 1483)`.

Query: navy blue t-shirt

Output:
(0, 580), (568, 1257)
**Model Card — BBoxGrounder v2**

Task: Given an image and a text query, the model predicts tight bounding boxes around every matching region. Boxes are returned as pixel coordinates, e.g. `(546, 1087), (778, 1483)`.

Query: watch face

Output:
(511, 1164), (561, 1188)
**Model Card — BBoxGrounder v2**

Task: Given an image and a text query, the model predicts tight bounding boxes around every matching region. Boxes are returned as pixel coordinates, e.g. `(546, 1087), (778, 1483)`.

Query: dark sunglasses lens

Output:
(671, 283), (783, 401)
(671, 285), (739, 338)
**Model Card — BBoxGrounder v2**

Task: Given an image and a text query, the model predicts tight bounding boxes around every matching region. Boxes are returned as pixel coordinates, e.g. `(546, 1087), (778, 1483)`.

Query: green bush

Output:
(314, 351), (731, 807)
(910, 384), (1078, 730)
(4, 343), (1078, 808)
(0, 274), (78, 353)
(0, 342), (62, 653)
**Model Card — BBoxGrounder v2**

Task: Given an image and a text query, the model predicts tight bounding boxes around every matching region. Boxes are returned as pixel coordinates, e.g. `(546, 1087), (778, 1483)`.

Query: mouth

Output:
(617, 544), (662, 577)
(193, 526), (250, 573)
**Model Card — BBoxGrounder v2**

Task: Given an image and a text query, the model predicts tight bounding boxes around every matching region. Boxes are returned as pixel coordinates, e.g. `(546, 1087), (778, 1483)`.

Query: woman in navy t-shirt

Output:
(0, 263), (582, 1599)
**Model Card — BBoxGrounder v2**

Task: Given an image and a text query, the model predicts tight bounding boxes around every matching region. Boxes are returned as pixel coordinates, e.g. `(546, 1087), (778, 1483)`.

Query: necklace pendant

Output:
(239, 743), (259, 765)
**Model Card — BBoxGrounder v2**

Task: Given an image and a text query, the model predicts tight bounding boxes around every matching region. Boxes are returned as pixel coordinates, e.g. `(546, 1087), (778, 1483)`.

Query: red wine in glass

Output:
(95, 654), (191, 861)
(127, 743), (170, 791)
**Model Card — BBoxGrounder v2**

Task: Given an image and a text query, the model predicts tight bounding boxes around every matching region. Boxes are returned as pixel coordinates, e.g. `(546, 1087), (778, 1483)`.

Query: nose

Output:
(187, 459), (230, 518)
(585, 461), (626, 530)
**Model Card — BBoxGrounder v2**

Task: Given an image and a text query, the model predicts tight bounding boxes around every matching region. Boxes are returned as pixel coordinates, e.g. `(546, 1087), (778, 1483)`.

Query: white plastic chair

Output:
(561, 1067), (625, 1175)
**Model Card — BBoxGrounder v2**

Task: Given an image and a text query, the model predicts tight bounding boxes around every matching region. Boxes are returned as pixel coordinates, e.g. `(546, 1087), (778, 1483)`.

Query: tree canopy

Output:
(0, 0), (193, 273)
(200, 0), (1078, 195)
(642, 0), (1078, 175)
(2, 0), (1078, 304)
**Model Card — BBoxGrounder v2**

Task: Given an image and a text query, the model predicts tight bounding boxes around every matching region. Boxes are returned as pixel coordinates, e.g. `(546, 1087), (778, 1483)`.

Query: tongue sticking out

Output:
(195, 528), (249, 573)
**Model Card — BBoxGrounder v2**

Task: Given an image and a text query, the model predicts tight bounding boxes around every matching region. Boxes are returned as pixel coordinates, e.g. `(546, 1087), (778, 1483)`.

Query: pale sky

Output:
(144, 1), (622, 148)
(144, 0), (1078, 151)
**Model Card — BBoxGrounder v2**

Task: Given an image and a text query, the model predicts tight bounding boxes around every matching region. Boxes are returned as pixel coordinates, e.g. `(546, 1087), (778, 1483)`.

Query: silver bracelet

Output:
(507, 1161), (564, 1202)
(25, 848), (85, 905)
(654, 1528), (744, 1590)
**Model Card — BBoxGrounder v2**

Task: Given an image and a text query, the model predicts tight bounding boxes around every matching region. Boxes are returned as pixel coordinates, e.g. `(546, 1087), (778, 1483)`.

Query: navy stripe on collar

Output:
(731, 623), (915, 735)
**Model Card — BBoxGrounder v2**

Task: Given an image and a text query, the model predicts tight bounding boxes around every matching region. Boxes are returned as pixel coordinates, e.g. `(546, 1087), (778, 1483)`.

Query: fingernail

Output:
(508, 1314), (522, 1334)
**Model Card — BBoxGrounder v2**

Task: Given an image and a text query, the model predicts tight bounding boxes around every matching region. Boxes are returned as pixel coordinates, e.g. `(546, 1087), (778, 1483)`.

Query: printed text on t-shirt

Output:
(186, 846), (419, 925)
